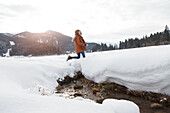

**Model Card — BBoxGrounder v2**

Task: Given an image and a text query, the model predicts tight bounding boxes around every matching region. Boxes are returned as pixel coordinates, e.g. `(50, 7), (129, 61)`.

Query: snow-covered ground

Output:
(1, 44), (170, 113)
(0, 55), (139, 113)
(79, 45), (170, 95)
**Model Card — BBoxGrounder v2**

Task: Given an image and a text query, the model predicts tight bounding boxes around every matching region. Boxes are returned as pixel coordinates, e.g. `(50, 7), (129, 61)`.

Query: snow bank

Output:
(76, 45), (170, 95)
(0, 55), (139, 113)
(1, 44), (170, 113)
(0, 92), (139, 113)
(0, 55), (76, 91)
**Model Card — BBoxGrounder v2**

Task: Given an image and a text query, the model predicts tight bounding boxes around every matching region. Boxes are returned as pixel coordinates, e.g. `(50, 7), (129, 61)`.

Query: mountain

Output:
(0, 31), (97, 56)
(10, 30), (75, 56)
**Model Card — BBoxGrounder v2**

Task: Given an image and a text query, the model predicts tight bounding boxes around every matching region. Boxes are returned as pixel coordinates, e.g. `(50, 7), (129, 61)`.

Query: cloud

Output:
(0, 4), (39, 18)
(0, 0), (170, 43)
(0, 12), (16, 19)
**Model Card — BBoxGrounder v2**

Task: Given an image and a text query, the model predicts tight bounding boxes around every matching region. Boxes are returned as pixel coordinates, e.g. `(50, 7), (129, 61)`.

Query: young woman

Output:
(67, 29), (88, 61)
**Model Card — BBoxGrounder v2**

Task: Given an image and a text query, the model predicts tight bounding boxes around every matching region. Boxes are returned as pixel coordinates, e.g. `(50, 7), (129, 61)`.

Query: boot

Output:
(67, 55), (72, 61)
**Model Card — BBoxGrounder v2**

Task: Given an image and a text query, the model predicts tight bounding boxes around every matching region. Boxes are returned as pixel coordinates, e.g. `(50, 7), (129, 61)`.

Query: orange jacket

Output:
(74, 35), (87, 54)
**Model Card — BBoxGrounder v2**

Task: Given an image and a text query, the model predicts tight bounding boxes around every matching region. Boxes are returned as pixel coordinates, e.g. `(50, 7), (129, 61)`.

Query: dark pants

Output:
(72, 51), (85, 59)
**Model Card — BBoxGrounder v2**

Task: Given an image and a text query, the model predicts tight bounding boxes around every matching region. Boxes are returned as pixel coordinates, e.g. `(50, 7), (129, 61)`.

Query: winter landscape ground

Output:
(0, 44), (170, 113)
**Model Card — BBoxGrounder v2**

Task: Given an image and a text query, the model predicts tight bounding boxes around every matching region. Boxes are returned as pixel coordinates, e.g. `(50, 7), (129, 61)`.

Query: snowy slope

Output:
(0, 44), (169, 113)
(76, 45), (170, 95)
(0, 55), (139, 113)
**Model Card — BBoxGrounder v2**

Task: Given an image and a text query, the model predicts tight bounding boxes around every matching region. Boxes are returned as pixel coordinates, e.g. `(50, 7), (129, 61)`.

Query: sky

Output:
(0, 0), (170, 43)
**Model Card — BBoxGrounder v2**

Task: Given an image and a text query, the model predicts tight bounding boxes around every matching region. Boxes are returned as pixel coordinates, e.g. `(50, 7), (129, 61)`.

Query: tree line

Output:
(10, 43), (63, 56)
(92, 43), (118, 52)
(92, 25), (170, 52)
(119, 25), (170, 49)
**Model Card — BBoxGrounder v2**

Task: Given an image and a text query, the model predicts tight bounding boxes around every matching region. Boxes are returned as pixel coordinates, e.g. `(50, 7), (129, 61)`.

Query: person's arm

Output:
(72, 36), (76, 42)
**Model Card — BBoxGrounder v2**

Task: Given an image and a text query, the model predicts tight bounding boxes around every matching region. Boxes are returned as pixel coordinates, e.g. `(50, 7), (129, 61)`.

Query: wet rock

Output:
(74, 93), (83, 97)
(73, 71), (84, 80)
(72, 75), (79, 80)
(98, 83), (103, 88)
(90, 84), (95, 87)
(57, 78), (62, 85)
(154, 111), (166, 113)
(96, 92), (101, 96)
(126, 89), (142, 97)
(102, 84), (115, 90)
(84, 94), (88, 97)
(56, 85), (63, 91)
(73, 80), (77, 84)
(92, 88), (100, 94)
(64, 76), (72, 83)
(57, 76), (72, 85)
(148, 96), (153, 101)
(150, 103), (163, 109)
(160, 97), (168, 104)
(96, 98), (104, 104)
(74, 84), (83, 89)
(54, 91), (63, 93)
(41, 93), (46, 96)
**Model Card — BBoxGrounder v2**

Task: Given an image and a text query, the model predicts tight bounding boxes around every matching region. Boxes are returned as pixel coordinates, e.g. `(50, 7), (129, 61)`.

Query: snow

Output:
(3, 48), (11, 57)
(0, 93), (138, 113)
(0, 55), (139, 113)
(3, 33), (13, 37)
(10, 41), (15, 46)
(17, 35), (25, 38)
(37, 39), (43, 43)
(76, 45), (170, 95)
(1, 44), (169, 113)
(56, 40), (58, 45)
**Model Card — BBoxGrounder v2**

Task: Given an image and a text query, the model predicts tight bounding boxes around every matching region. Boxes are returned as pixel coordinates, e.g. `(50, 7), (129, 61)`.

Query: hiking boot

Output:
(67, 55), (72, 61)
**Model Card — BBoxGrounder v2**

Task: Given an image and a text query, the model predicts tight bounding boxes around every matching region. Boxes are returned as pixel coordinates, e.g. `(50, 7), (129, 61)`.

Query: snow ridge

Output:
(76, 45), (170, 95)
(0, 55), (139, 113)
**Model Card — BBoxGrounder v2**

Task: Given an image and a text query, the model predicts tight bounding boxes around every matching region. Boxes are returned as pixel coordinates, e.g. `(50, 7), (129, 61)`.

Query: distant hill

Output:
(0, 31), (97, 56)
(10, 30), (75, 56)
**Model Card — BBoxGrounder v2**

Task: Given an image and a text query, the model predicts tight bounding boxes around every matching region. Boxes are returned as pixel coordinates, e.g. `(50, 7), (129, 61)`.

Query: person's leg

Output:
(71, 53), (80, 59)
(81, 51), (85, 58)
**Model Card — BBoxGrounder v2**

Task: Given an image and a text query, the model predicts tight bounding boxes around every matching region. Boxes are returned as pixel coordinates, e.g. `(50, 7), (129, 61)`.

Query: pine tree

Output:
(125, 39), (128, 48)
(164, 25), (170, 41)
(119, 41), (122, 49)
(109, 44), (114, 50)
(165, 25), (169, 31)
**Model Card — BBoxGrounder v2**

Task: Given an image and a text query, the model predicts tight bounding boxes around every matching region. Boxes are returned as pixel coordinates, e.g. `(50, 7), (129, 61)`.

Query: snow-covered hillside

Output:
(0, 55), (139, 113)
(1, 44), (170, 113)
(79, 45), (170, 95)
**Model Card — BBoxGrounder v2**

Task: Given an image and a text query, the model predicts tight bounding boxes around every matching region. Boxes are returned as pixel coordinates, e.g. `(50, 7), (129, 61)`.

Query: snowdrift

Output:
(77, 45), (170, 95)
(0, 55), (139, 113)
(0, 44), (169, 113)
